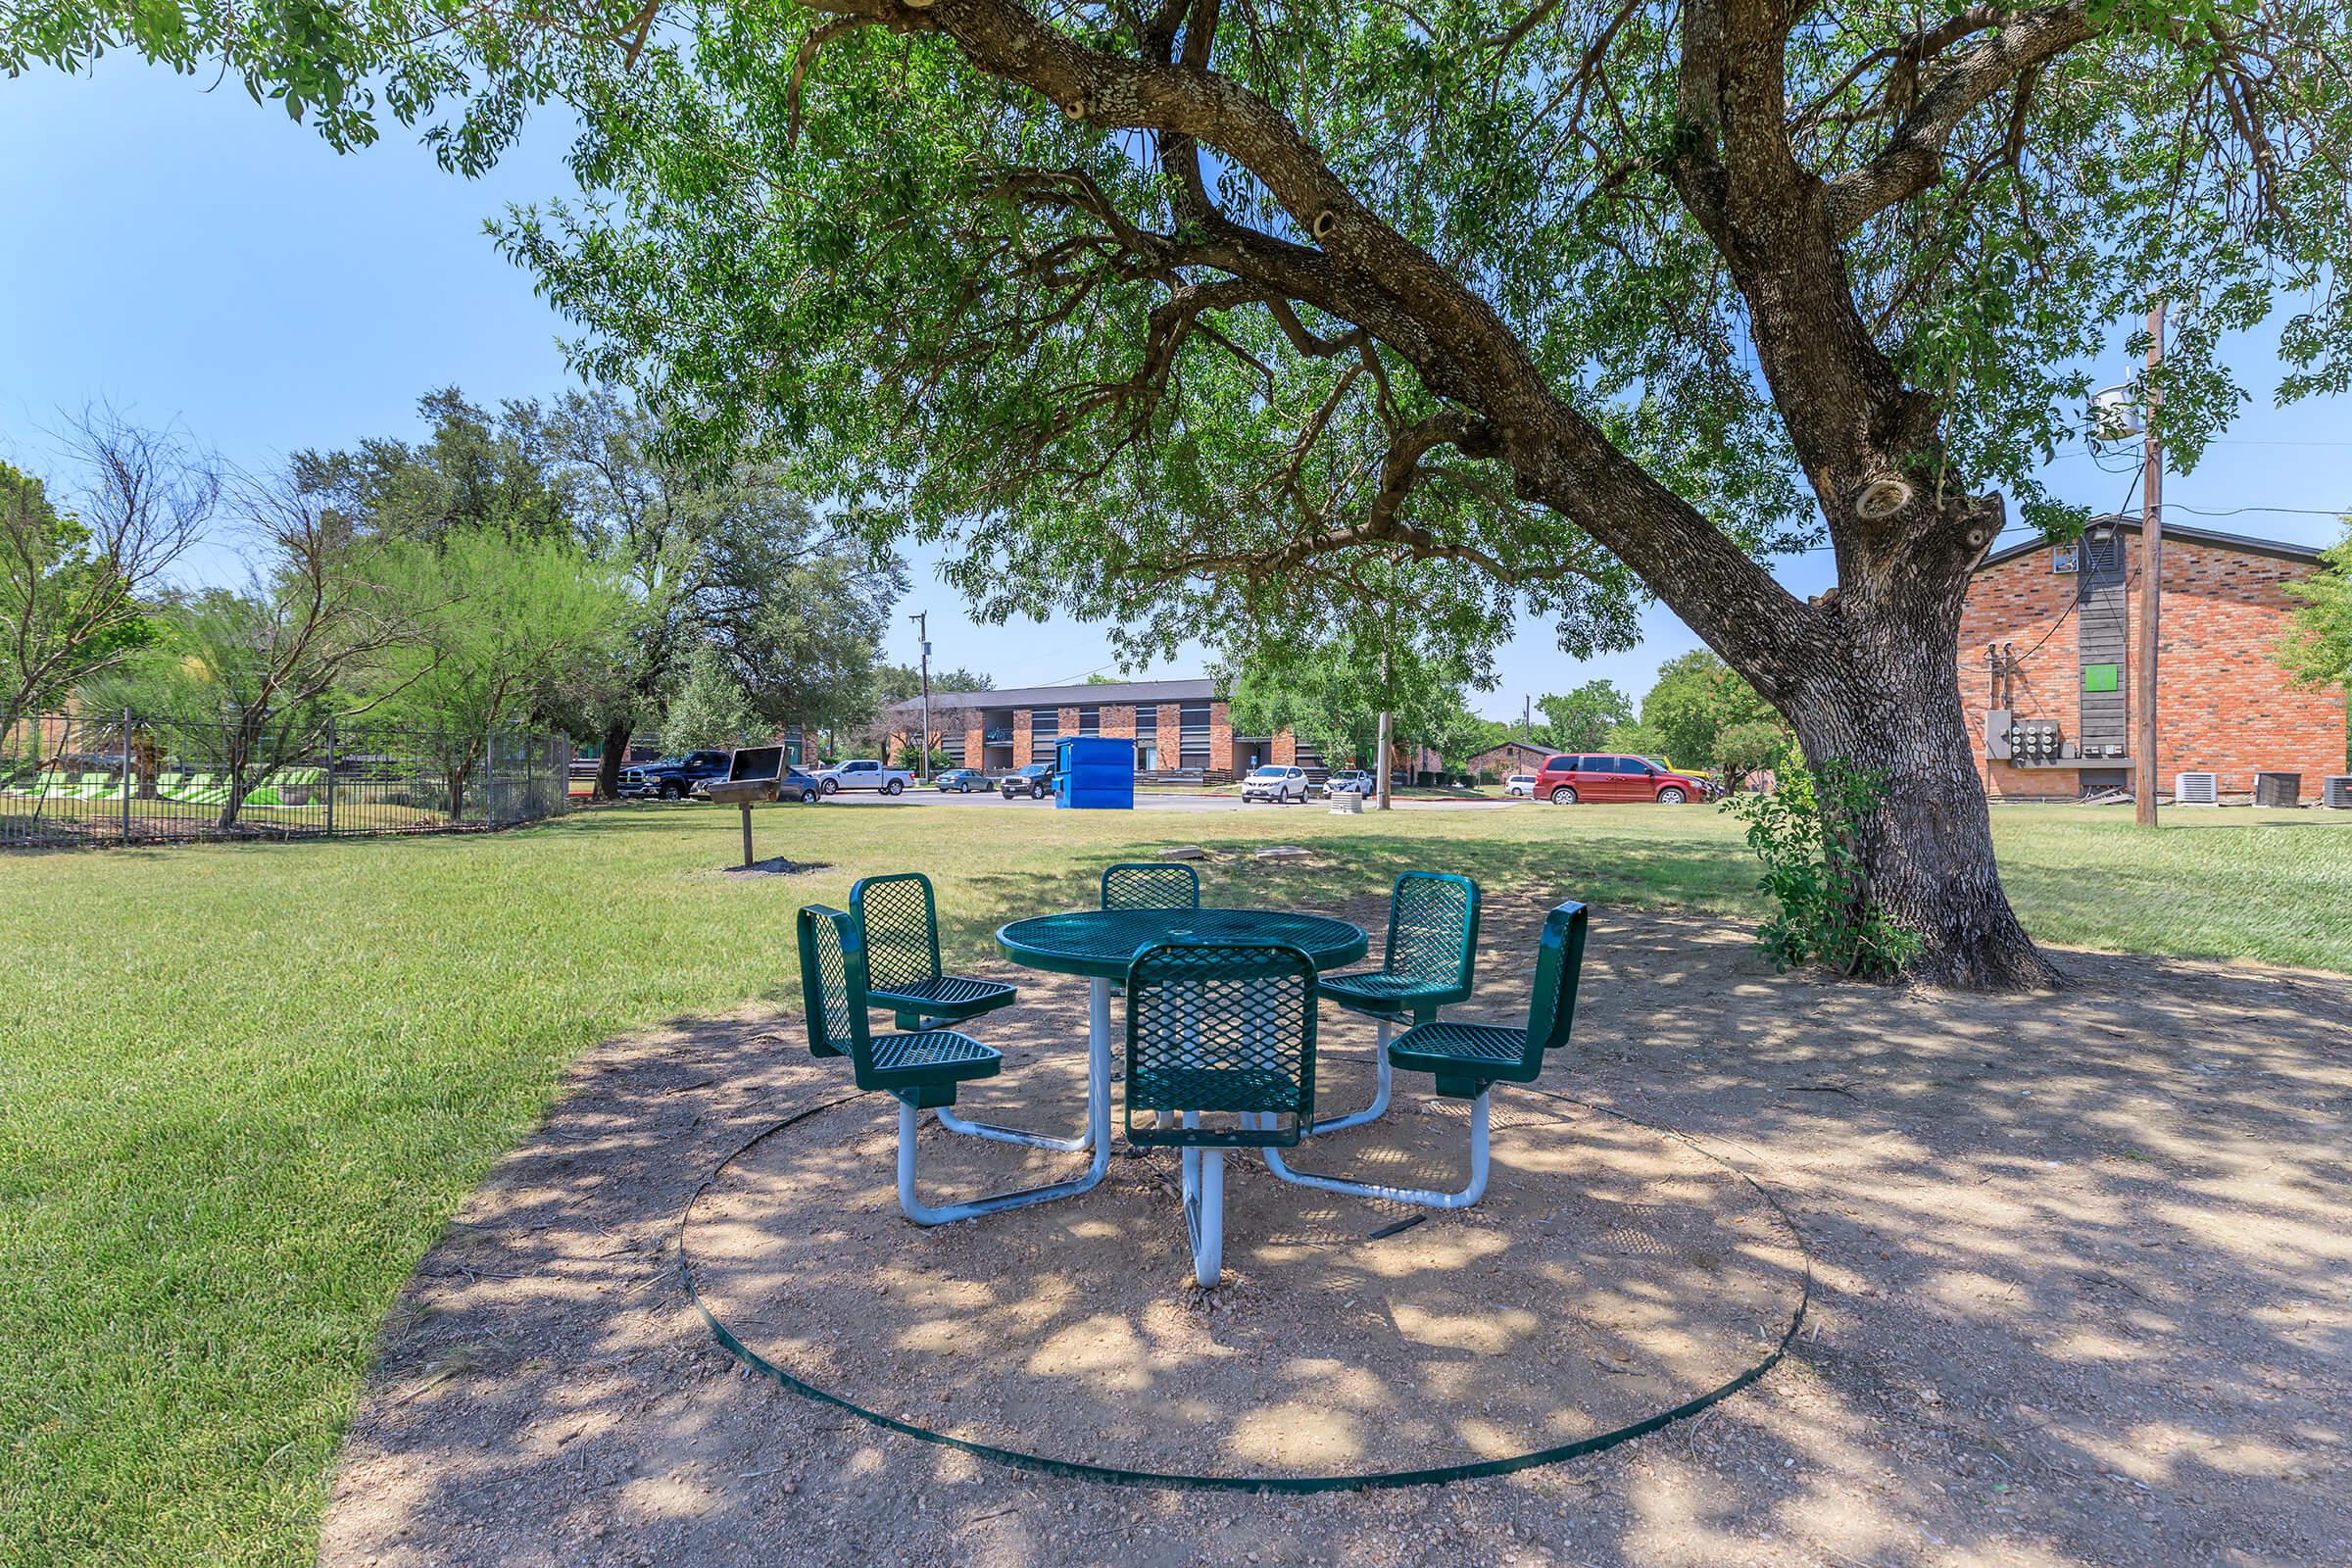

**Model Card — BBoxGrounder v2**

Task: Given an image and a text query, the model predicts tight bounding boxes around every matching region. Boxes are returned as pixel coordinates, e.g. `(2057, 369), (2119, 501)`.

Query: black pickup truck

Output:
(617, 750), (733, 800)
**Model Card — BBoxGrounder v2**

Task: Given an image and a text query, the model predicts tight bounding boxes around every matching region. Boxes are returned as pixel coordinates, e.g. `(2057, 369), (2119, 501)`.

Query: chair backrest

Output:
(1523, 902), (1591, 1054)
(1383, 871), (1482, 997)
(1101, 861), (1201, 912)
(1124, 941), (1317, 1148)
(796, 905), (874, 1071)
(850, 872), (942, 992)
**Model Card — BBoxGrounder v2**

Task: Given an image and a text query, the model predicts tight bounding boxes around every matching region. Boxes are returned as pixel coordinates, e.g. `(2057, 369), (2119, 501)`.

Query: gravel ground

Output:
(318, 900), (2352, 1568)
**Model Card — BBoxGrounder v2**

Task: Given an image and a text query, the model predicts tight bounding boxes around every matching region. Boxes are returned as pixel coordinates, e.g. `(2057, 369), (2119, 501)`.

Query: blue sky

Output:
(7, 59), (2348, 716)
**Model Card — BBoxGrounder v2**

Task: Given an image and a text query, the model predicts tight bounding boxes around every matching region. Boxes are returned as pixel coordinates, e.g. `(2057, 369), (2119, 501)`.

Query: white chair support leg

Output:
(917, 1012), (1095, 1153)
(934, 1104), (1091, 1152)
(896, 1101), (1107, 1226)
(1182, 1146), (1226, 1287)
(1263, 1091), (1491, 1210)
(1304, 1018), (1393, 1136)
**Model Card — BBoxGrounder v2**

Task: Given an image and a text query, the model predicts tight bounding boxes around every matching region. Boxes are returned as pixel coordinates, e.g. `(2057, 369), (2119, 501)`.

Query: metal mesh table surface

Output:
(996, 906), (1369, 978)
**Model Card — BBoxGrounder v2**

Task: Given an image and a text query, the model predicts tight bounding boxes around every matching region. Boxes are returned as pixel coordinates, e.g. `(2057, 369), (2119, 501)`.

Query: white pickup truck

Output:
(812, 759), (911, 796)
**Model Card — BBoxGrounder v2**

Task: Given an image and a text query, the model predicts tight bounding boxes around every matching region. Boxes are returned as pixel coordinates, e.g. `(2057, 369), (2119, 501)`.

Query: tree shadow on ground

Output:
(318, 892), (2352, 1568)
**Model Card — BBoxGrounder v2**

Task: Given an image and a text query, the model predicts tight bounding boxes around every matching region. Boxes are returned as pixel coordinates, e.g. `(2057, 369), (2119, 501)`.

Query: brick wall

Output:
(1155, 707), (1183, 771)
(1271, 730), (1298, 766)
(1101, 704), (1137, 740)
(1959, 535), (2346, 799)
(1010, 709), (1033, 763)
(1207, 702), (1234, 775)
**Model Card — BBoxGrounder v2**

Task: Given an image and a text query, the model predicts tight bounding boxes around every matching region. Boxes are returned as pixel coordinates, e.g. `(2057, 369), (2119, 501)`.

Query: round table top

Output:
(995, 906), (1369, 980)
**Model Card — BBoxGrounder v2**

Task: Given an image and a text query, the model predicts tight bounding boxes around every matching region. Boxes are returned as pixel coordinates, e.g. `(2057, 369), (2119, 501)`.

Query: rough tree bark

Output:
(595, 715), (631, 802)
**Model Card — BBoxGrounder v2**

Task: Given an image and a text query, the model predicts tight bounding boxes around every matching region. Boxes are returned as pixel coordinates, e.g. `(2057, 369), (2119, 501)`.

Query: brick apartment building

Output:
(882, 678), (1333, 780)
(1959, 518), (2346, 802)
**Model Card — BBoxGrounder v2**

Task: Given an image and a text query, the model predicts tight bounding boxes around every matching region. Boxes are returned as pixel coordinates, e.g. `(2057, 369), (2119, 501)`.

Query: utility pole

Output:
(2134, 302), (2164, 828)
(1375, 639), (1395, 811)
(1522, 694), (1532, 742)
(909, 611), (932, 781)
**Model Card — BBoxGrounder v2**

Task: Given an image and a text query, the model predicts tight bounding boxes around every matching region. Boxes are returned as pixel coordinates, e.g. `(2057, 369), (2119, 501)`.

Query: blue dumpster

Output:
(1054, 736), (1135, 809)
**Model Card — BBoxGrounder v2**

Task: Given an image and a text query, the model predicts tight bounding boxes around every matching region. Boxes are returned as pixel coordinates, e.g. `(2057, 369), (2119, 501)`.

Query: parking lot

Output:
(820, 786), (1523, 813)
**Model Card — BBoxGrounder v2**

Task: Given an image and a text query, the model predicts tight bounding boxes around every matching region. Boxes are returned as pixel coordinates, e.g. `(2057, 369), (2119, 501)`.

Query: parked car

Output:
(812, 758), (911, 795)
(933, 767), (992, 793)
(777, 765), (823, 804)
(1322, 769), (1374, 798)
(1503, 772), (1542, 798)
(999, 761), (1054, 800)
(618, 749), (733, 800)
(1531, 753), (1706, 805)
(1241, 763), (1311, 804)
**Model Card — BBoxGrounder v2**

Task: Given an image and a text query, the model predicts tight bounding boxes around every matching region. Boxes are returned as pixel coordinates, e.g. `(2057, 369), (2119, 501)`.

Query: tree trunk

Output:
(595, 716), (631, 802)
(1776, 579), (2061, 991)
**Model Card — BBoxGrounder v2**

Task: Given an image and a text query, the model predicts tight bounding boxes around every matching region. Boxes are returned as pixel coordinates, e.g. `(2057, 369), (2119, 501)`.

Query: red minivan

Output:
(1532, 753), (1704, 805)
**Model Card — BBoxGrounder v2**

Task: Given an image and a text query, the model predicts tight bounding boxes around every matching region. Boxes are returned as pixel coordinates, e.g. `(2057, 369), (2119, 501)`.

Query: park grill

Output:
(704, 745), (784, 867)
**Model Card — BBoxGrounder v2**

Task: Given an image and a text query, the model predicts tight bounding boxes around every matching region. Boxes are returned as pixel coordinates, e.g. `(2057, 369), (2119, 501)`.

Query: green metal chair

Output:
(1309, 871), (1481, 1136)
(800, 905), (1097, 1226)
(1125, 940), (1319, 1286)
(852, 872), (1018, 1029)
(850, 872), (1055, 1152)
(1266, 901), (1586, 1211)
(1101, 862), (1200, 911)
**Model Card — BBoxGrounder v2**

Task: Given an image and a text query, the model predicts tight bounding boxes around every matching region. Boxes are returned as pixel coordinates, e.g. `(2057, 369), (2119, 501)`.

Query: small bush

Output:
(1723, 759), (1921, 978)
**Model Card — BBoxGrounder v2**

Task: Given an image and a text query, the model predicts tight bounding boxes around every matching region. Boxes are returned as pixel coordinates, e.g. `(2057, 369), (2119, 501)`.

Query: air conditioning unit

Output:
(2322, 775), (2351, 809)
(2174, 771), (2219, 806)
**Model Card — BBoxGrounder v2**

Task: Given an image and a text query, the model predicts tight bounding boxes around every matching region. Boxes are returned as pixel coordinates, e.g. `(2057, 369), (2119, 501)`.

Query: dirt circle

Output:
(679, 1076), (1810, 1489)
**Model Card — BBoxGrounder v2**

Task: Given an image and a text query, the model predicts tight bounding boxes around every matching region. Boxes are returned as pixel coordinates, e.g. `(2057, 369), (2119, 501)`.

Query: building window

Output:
(1179, 702), (1212, 769)
(1079, 706), (1100, 735)
(1135, 705), (1156, 728)
(1030, 707), (1059, 762)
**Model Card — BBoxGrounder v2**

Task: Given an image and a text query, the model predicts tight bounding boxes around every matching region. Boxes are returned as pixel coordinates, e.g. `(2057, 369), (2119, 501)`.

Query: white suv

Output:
(1241, 764), (1310, 804)
(1503, 773), (1540, 797)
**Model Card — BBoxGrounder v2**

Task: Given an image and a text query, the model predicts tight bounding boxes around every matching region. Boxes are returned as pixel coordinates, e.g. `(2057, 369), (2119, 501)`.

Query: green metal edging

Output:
(675, 1086), (1813, 1493)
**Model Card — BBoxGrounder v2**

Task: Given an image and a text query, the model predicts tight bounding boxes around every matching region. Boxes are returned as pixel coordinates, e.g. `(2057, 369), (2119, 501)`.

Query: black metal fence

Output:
(0, 710), (574, 849)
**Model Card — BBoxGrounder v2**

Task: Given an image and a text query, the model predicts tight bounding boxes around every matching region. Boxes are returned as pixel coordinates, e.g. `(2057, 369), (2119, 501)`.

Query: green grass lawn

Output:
(2, 799), (2347, 1564)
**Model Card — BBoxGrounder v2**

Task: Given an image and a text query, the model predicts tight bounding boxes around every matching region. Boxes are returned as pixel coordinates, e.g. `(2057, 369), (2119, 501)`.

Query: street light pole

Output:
(909, 611), (932, 782)
(2134, 302), (2165, 828)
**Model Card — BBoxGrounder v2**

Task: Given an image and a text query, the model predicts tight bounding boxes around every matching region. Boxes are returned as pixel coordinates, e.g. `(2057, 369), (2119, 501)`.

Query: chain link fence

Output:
(0, 710), (573, 849)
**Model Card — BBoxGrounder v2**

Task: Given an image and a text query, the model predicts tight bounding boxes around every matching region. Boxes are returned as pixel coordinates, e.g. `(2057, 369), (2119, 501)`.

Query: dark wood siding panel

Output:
(2077, 530), (2130, 759)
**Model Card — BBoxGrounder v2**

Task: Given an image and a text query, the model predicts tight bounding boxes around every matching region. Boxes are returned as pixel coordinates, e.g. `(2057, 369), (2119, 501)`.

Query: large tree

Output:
(547, 389), (901, 796)
(21, 2), (2352, 984)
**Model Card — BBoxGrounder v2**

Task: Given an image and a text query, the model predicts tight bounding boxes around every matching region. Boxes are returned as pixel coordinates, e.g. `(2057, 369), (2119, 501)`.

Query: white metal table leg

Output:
(894, 978), (1113, 1226)
(1304, 1017), (1393, 1136)
(1183, 1146), (1225, 1286)
(917, 1008), (1094, 1152)
(1263, 1090), (1491, 1209)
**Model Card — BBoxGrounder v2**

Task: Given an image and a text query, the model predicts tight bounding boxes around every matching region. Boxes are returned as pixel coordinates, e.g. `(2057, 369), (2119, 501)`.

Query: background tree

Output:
(366, 530), (632, 818)
(1536, 681), (1636, 754)
(549, 390), (902, 796)
(1225, 619), (1482, 805)
(294, 387), (573, 546)
(82, 466), (411, 826)
(660, 644), (761, 753)
(22, 2), (2352, 985)
(1636, 651), (1781, 768)
(3, 410), (215, 720)
(2279, 519), (2352, 768)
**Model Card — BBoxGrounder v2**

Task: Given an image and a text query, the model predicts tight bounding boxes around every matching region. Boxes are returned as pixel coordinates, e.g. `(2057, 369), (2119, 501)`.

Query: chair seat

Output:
(867, 972), (1017, 1025)
(869, 1029), (1002, 1106)
(1390, 1020), (1543, 1096)
(1319, 969), (1455, 1021)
